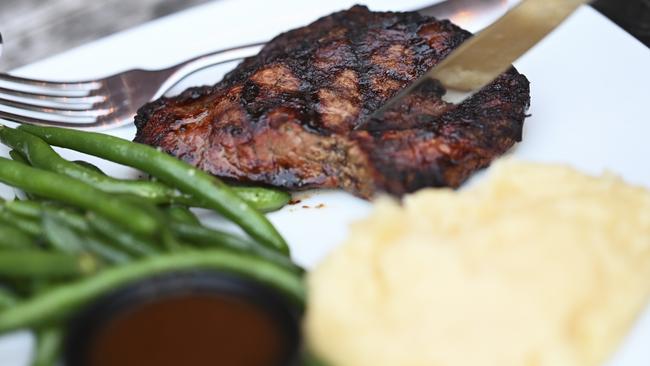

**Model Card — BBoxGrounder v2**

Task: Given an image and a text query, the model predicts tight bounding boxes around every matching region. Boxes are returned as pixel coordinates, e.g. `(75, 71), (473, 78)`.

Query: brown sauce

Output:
(87, 294), (289, 366)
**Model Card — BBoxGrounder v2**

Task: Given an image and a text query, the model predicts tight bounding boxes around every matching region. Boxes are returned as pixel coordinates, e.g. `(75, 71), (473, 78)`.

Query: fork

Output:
(0, 40), (264, 130)
(0, 0), (511, 130)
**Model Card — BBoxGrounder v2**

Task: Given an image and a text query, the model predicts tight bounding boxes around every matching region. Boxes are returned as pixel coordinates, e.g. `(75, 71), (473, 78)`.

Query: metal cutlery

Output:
(0, 0), (513, 130)
(0, 42), (264, 129)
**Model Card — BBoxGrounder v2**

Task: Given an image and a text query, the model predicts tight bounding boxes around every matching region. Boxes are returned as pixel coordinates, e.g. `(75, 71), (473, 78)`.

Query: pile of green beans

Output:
(0, 124), (302, 366)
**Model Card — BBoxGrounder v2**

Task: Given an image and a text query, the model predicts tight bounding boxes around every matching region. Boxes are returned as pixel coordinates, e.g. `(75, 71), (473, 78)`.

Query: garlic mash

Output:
(305, 160), (650, 366)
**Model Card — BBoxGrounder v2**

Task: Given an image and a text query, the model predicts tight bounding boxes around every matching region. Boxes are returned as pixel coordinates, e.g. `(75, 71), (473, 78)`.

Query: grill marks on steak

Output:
(134, 5), (530, 198)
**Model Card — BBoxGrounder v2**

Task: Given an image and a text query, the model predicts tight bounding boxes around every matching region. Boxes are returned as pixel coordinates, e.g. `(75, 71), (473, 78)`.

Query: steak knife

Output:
(365, 0), (590, 123)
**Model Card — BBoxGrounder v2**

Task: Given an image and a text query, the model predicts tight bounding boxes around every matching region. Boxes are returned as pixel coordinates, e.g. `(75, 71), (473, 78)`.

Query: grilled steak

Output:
(134, 5), (530, 198)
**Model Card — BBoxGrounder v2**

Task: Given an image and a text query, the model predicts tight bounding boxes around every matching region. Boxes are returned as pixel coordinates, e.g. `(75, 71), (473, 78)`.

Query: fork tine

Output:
(0, 86), (106, 105)
(0, 97), (110, 117)
(0, 74), (101, 91)
(0, 110), (103, 128)
(0, 74), (101, 98)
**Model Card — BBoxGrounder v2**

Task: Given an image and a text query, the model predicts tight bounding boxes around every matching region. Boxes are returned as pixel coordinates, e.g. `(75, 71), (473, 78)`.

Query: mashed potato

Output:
(305, 160), (650, 366)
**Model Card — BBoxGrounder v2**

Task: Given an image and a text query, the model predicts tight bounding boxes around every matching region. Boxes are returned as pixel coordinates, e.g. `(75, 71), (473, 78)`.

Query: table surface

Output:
(0, 0), (213, 70)
(0, 0), (648, 71)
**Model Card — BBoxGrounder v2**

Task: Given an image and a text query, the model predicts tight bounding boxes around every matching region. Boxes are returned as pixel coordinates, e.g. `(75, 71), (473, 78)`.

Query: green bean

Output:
(41, 212), (85, 254)
(29, 280), (54, 296)
(172, 186), (291, 212)
(83, 234), (132, 265)
(7, 150), (41, 200)
(0, 249), (304, 333)
(0, 224), (36, 250)
(170, 222), (301, 273)
(15, 202), (131, 263)
(48, 209), (88, 232)
(8, 149), (29, 164)
(21, 202), (132, 263)
(2, 199), (41, 217)
(0, 126), (176, 202)
(0, 208), (42, 236)
(160, 229), (184, 252)
(32, 326), (63, 366)
(114, 195), (183, 252)
(11, 203), (120, 263)
(5, 201), (88, 232)
(164, 205), (201, 225)
(87, 213), (159, 257)
(228, 186), (291, 213)
(0, 287), (18, 310)
(18, 125), (289, 254)
(0, 156), (158, 237)
(0, 251), (100, 278)
(72, 160), (106, 175)
(170, 222), (252, 251)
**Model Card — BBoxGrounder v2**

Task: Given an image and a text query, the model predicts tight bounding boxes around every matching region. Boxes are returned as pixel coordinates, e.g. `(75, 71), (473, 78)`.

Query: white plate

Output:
(1, 0), (650, 365)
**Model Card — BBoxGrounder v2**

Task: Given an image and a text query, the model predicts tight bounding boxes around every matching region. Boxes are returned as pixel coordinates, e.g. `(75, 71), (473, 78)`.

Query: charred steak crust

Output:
(134, 5), (530, 198)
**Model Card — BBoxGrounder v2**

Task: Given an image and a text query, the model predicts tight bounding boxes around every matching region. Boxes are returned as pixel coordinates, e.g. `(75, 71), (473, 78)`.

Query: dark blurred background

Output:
(0, 0), (648, 71)
(593, 0), (650, 46)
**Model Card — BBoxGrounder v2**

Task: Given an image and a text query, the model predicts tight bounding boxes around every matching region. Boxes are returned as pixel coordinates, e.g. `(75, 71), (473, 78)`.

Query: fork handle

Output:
(152, 42), (266, 100)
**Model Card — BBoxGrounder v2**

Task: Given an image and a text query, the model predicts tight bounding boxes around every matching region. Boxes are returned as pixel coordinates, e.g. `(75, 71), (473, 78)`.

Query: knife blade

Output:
(418, 0), (506, 20)
(418, 0), (514, 32)
(365, 0), (589, 124)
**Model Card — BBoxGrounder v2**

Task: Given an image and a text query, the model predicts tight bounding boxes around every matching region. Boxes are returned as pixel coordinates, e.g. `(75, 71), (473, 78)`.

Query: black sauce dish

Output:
(64, 270), (302, 366)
